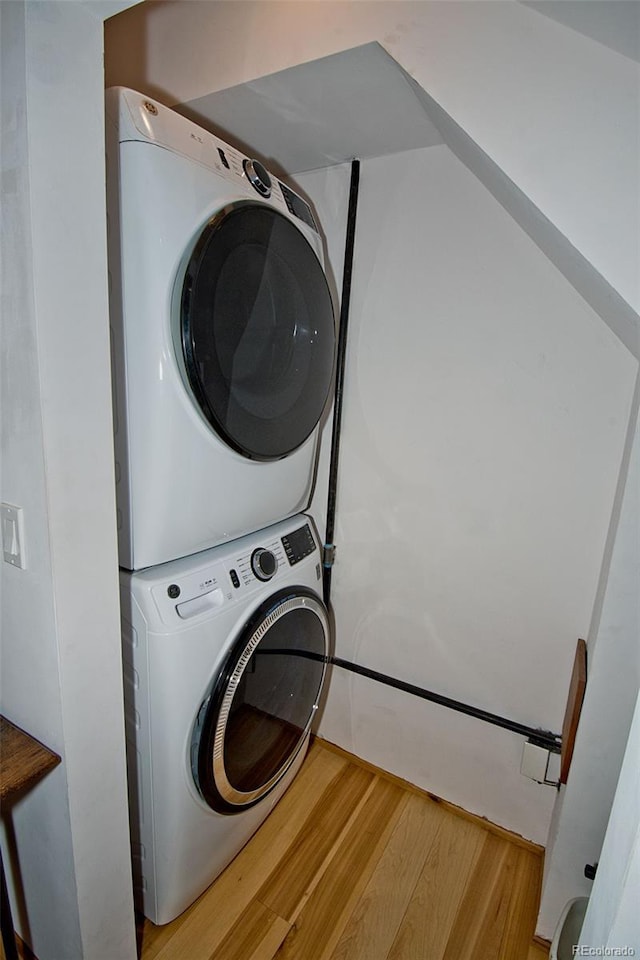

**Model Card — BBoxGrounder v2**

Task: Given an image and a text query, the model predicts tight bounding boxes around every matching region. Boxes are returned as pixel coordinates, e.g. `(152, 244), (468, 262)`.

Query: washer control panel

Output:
(143, 517), (319, 624)
(153, 563), (230, 622)
(234, 533), (286, 587)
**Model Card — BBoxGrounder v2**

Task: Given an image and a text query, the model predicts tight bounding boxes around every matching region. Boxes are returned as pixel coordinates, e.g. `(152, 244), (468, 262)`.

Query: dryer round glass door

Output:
(193, 588), (329, 813)
(180, 203), (335, 461)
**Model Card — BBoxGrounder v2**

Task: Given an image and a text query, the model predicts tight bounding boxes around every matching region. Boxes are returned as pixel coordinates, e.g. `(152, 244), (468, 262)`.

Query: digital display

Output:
(281, 524), (316, 565)
(279, 182), (318, 232)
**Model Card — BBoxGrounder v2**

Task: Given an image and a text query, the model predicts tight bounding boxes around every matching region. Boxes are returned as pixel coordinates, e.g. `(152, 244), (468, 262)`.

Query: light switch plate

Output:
(1, 502), (26, 569)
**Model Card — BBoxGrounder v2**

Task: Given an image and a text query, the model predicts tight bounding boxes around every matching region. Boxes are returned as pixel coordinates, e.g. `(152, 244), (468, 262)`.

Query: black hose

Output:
(329, 656), (561, 752)
(258, 647), (562, 752)
(323, 159), (360, 607)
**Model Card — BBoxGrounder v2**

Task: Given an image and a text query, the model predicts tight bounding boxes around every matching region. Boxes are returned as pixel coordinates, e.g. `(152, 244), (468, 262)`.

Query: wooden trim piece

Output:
(315, 737), (545, 855)
(0, 716), (61, 802)
(528, 941), (551, 959)
(560, 639), (587, 785)
(533, 934), (552, 950)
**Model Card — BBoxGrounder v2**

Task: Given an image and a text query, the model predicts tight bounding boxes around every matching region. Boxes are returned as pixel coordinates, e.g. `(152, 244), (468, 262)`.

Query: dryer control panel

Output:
(107, 86), (319, 235)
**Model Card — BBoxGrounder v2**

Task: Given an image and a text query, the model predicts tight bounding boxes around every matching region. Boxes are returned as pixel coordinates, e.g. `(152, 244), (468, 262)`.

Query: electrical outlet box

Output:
(1, 503), (26, 569)
(521, 738), (561, 785)
(546, 749), (562, 784)
(521, 740), (550, 783)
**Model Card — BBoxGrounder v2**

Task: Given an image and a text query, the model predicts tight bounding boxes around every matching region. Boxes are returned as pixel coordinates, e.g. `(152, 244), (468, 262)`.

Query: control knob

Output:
(251, 548), (277, 581)
(243, 158), (272, 198)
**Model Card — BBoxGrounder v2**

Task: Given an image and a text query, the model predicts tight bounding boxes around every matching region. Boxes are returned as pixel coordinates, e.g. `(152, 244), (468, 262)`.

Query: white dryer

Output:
(105, 88), (335, 570)
(119, 514), (330, 925)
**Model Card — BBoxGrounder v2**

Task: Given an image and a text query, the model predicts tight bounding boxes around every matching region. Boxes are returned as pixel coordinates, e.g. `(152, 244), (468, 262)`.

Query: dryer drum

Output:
(181, 203), (335, 461)
(193, 587), (329, 813)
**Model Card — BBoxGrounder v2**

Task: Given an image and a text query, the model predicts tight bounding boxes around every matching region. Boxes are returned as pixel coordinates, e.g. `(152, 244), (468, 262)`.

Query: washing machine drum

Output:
(180, 203), (335, 461)
(193, 587), (329, 813)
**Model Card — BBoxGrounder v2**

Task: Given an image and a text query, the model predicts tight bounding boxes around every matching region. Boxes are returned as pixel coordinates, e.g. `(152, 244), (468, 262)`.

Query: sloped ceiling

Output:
(520, 1), (640, 62)
(178, 41), (639, 358)
(177, 42), (443, 176)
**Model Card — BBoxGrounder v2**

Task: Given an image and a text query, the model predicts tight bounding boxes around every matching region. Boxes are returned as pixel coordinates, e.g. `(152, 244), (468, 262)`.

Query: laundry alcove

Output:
(5, 3), (638, 957)
(153, 39), (635, 840)
(104, 11), (640, 946)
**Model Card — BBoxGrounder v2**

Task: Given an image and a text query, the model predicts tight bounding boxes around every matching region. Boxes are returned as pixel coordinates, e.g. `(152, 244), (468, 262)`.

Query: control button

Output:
(167, 583), (181, 599)
(243, 158), (272, 198)
(217, 147), (230, 169)
(251, 548), (277, 581)
(230, 569), (240, 589)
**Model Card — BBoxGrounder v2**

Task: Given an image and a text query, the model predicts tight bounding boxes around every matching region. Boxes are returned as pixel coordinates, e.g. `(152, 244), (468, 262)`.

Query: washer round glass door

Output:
(193, 588), (329, 813)
(180, 203), (335, 461)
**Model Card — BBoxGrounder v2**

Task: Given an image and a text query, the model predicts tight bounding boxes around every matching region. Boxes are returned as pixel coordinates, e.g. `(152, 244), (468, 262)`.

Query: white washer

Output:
(119, 514), (330, 925)
(106, 88), (335, 570)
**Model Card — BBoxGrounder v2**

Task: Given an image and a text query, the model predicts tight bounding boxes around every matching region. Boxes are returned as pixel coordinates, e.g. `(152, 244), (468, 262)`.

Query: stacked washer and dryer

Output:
(106, 88), (335, 924)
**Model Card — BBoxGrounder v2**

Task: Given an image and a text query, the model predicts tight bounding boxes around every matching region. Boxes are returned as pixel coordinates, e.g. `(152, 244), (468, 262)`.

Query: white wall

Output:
(520, 1), (640, 62)
(0, 2), (137, 957)
(105, 0), (640, 318)
(538, 387), (640, 938)
(579, 690), (640, 953)
(298, 145), (636, 844)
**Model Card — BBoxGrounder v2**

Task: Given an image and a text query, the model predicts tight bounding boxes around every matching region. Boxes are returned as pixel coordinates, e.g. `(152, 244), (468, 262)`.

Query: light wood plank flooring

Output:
(138, 740), (549, 960)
